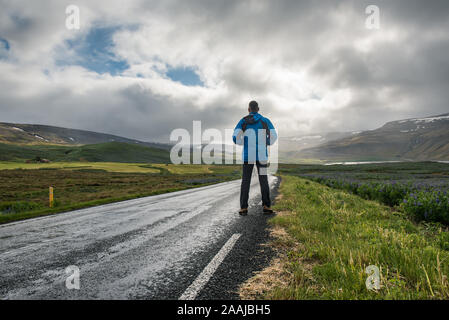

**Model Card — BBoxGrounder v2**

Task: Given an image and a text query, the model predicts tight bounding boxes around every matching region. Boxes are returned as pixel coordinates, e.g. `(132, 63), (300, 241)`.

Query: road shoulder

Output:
(195, 176), (281, 300)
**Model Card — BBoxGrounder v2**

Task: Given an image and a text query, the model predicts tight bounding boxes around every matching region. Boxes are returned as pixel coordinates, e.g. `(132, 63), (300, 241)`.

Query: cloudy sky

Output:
(0, 0), (448, 142)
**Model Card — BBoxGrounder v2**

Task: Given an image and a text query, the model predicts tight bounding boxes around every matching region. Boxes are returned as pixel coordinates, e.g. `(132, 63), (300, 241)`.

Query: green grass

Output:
(151, 164), (214, 174)
(277, 162), (449, 225)
(278, 161), (449, 176)
(0, 161), (162, 173)
(0, 141), (171, 163)
(266, 175), (449, 299)
(0, 163), (240, 224)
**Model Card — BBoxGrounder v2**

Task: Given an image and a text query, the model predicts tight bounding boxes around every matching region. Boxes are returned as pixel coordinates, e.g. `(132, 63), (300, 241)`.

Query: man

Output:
(232, 101), (277, 216)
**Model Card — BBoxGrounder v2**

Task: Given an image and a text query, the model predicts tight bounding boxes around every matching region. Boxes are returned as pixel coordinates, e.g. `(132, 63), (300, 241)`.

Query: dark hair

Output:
(249, 100), (259, 112)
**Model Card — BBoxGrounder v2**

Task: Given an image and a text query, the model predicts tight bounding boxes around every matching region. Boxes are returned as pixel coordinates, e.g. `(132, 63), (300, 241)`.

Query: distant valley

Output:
(1, 113), (448, 164)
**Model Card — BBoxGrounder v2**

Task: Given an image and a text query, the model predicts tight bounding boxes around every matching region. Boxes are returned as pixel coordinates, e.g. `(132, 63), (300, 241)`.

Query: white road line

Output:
(179, 233), (242, 300)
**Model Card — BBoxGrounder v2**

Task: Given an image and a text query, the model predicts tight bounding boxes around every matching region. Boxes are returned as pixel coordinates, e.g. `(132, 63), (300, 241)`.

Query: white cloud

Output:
(0, 0), (449, 142)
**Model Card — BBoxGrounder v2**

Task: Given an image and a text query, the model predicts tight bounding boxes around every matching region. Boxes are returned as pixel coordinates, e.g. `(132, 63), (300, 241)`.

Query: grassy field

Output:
(0, 141), (171, 163)
(0, 161), (163, 173)
(151, 164), (214, 174)
(279, 162), (449, 225)
(0, 162), (240, 224)
(241, 175), (449, 299)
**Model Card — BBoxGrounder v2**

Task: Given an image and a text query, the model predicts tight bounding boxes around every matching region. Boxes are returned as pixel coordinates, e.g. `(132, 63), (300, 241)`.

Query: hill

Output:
(0, 122), (170, 150)
(299, 113), (449, 161)
(0, 142), (171, 163)
(278, 132), (354, 162)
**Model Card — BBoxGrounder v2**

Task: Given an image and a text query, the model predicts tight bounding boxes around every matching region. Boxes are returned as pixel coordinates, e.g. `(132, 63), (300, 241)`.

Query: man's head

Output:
(248, 100), (259, 113)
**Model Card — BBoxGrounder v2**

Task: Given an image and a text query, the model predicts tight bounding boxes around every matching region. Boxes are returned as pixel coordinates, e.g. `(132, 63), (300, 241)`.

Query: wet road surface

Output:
(0, 175), (279, 300)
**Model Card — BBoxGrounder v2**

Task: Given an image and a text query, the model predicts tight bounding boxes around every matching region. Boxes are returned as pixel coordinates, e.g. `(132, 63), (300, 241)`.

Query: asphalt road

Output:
(0, 175), (280, 300)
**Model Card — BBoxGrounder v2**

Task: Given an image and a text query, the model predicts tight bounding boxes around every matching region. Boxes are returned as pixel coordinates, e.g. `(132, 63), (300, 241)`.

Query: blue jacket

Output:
(232, 112), (277, 162)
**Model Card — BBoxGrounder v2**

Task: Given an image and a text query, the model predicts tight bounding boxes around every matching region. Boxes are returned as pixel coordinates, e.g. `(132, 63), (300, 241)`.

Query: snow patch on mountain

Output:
(291, 135), (322, 141)
(398, 115), (449, 124)
(34, 134), (49, 142)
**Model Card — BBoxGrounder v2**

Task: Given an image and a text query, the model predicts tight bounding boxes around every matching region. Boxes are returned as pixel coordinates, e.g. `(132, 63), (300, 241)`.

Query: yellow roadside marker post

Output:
(49, 187), (54, 208)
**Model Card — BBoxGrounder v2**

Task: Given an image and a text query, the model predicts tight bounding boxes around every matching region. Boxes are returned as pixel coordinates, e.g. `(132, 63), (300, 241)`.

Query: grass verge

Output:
(240, 175), (449, 299)
(0, 184), (217, 224)
(0, 163), (240, 224)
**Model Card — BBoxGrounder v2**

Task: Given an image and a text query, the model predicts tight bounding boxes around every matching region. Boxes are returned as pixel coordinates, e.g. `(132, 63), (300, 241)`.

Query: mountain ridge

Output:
(0, 122), (171, 150)
(299, 113), (449, 161)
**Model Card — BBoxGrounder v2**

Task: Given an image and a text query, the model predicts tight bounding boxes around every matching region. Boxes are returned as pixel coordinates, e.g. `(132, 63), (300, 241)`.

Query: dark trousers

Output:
(240, 161), (271, 209)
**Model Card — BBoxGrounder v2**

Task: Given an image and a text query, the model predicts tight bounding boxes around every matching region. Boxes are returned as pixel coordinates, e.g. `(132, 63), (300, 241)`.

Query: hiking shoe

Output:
(263, 206), (274, 214)
(239, 208), (248, 216)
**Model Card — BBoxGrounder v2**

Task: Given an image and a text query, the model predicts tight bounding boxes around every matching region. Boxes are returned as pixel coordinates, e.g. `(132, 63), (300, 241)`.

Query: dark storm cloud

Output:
(303, 0), (449, 131)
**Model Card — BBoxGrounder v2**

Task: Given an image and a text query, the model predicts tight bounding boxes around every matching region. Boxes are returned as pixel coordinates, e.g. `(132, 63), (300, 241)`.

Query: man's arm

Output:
(266, 118), (277, 145)
(232, 119), (244, 145)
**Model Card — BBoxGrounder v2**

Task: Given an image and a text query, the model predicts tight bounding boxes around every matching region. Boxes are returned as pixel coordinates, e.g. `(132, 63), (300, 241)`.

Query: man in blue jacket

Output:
(232, 101), (277, 216)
